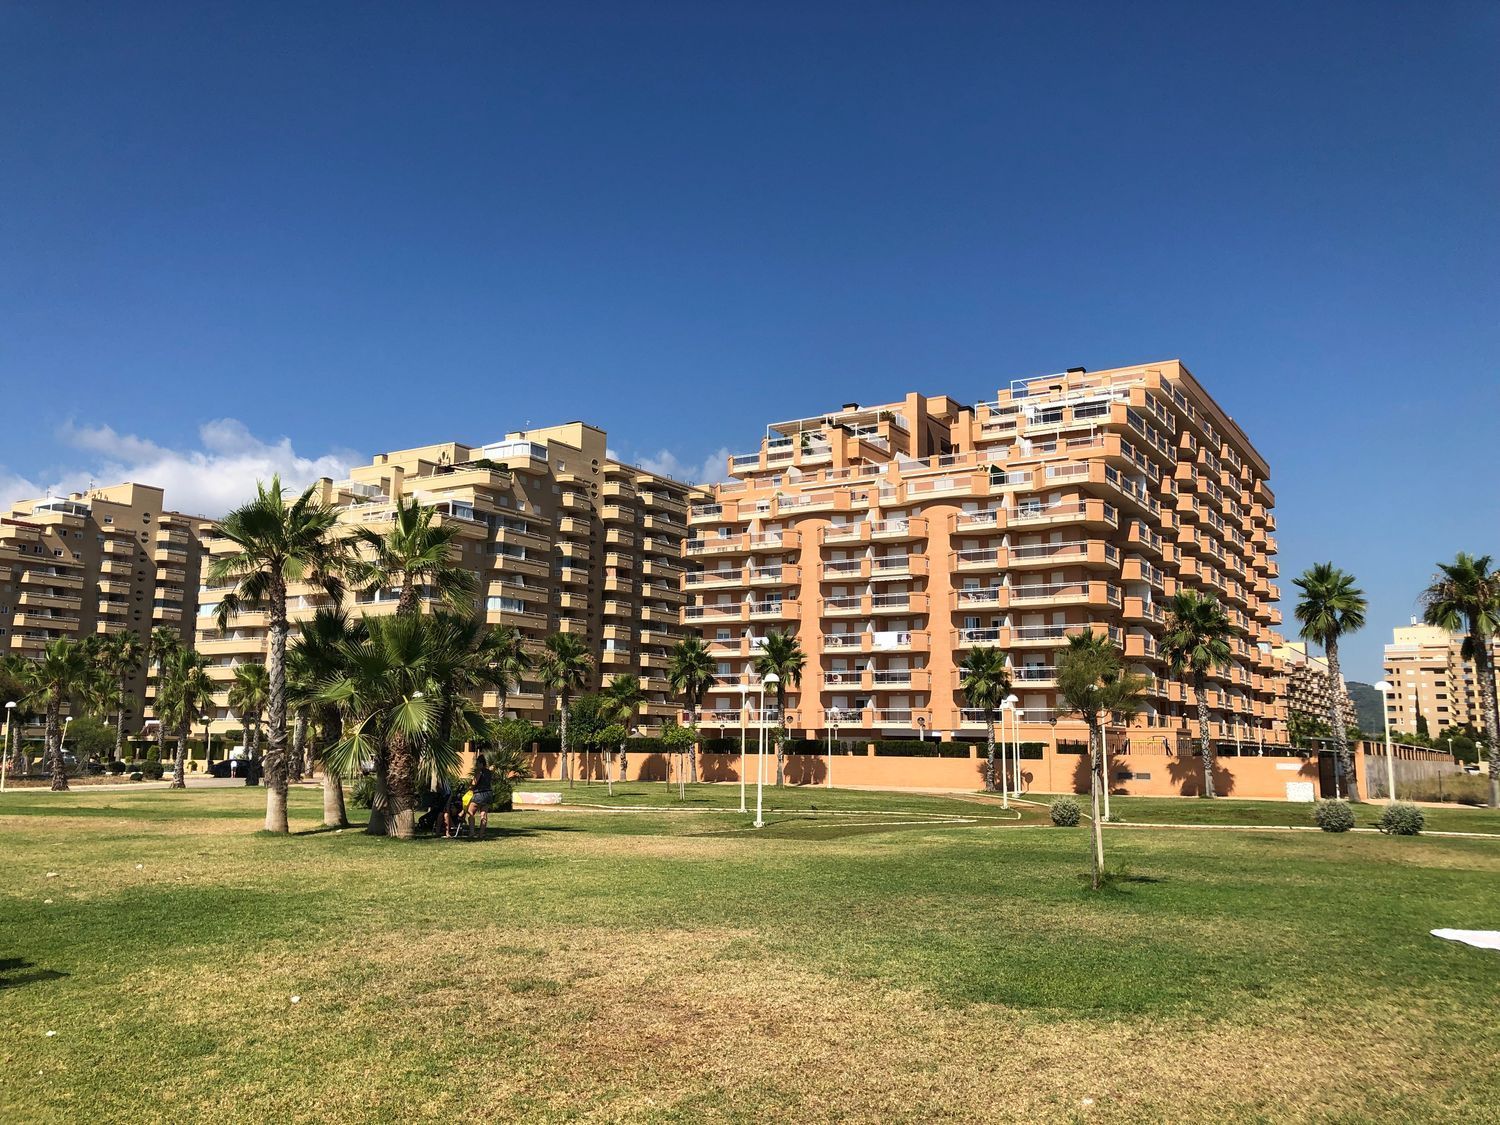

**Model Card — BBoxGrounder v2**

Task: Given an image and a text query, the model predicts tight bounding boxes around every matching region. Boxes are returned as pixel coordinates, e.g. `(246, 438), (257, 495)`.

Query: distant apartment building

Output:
(1382, 620), (1500, 736)
(0, 483), (213, 728)
(194, 423), (705, 734)
(683, 360), (1286, 748)
(1274, 641), (1356, 735)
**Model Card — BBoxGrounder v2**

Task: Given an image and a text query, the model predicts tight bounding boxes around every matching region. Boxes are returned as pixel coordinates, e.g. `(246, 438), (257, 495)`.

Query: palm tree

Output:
(536, 632), (592, 786)
(319, 613), (484, 839)
(1160, 590), (1237, 799)
(19, 638), (89, 791)
(159, 649), (214, 789)
(1293, 563), (1367, 801)
(227, 662), (270, 763)
(1056, 633), (1147, 890)
(958, 647), (1012, 792)
(148, 626), (183, 762)
(347, 496), (476, 617)
(667, 637), (717, 782)
(208, 476), (345, 834)
(601, 673), (645, 791)
(1421, 553), (1500, 808)
(289, 608), (365, 828)
(99, 632), (144, 762)
(480, 623), (531, 720)
(753, 630), (805, 786)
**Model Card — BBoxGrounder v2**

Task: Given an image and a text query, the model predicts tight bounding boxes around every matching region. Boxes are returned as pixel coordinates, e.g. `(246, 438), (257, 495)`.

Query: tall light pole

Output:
(825, 708), (837, 789)
(756, 673), (779, 829)
(1374, 680), (1396, 802)
(2, 701), (15, 792)
(997, 700), (1012, 809)
(738, 685), (749, 814)
(1004, 693), (1020, 799)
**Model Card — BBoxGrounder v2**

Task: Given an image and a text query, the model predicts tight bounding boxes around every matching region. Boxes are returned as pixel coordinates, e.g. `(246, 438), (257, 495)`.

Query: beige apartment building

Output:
(1274, 641), (1356, 736)
(0, 483), (213, 727)
(683, 360), (1286, 749)
(1382, 620), (1500, 736)
(195, 423), (705, 734)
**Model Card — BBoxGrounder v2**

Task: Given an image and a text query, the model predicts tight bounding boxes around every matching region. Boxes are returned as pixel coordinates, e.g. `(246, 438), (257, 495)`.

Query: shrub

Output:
(141, 760), (165, 781)
(1050, 796), (1081, 827)
(105, 760), (127, 775)
(351, 774), (379, 809)
(146, 746), (160, 764)
(127, 771), (144, 782)
(1314, 799), (1355, 833)
(1377, 801), (1425, 836)
(873, 739), (947, 758)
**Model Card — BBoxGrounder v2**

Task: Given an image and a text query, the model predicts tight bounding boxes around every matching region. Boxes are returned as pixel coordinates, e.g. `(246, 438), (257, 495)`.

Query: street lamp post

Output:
(1004, 694), (1020, 799)
(203, 717), (213, 775)
(738, 685), (749, 814)
(2, 701), (15, 792)
(997, 700), (1012, 809)
(825, 708), (837, 789)
(755, 673), (779, 828)
(1373, 680), (1396, 802)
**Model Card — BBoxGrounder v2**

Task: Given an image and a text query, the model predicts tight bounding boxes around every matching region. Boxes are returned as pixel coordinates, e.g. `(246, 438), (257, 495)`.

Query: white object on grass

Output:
(1431, 929), (1500, 951)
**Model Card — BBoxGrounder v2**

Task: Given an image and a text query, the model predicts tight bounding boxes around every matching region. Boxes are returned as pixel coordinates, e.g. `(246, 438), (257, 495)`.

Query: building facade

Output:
(0, 483), (213, 728)
(683, 360), (1286, 749)
(1274, 641), (1356, 739)
(194, 423), (705, 734)
(1382, 620), (1500, 736)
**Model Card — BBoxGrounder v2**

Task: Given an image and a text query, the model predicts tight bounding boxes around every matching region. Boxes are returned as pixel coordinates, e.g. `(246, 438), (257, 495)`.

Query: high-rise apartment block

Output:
(0, 483), (213, 727)
(683, 360), (1285, 746)
(1274, 641), (1356, 734)
(1382, 620), (1500, 736)
(195, 423), (704, 734)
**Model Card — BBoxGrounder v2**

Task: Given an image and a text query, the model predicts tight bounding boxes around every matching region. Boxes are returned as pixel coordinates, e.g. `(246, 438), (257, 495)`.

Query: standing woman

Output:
(466, 753), (494, 840)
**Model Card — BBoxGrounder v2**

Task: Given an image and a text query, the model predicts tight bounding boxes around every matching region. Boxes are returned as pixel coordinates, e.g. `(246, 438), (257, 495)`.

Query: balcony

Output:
(602, 503), (634, 525)
(1008, 541), (1120, 571)
(953, 546), (1004, 572)
(821, 629), (927, 654)
(952, 508), (1005, 532)
(19, 569), (84, 590)
(1008, 499), (1118, 530)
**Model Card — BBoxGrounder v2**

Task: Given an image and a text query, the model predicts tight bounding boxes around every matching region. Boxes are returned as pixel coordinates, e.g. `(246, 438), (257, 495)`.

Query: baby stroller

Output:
(418, 782), (466, 838)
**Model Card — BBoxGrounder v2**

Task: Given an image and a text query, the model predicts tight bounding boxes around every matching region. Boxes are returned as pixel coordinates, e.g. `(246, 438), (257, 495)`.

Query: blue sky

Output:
(2, 1), (1496, 680)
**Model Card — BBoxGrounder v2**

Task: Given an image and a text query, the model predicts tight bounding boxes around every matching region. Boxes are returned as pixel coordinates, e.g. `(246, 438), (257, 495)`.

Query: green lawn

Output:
(2, 785), (1498, 1122)
(1080, 793), (1500, 835)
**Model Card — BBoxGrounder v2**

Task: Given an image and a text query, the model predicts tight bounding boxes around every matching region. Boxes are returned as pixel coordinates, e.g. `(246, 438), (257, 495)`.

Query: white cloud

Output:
(0, 419), (361, 518)
(629, 447), (733, 485)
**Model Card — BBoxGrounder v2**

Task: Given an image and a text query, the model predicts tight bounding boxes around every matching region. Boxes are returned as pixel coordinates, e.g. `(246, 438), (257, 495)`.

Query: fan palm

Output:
(227, 662), (270, 762)
(208, 476), (345, 833)
(1293, 563), (1366, 801)
(289, 608), (366, 828)
(667, 637), (716, 782)
(958, 647), (1012, 792)
(480, 623), (531, 719)
(99, 632), (144, 761)
(1056, 633), (1147, 890)
(158, 649), (214, 789)
(601, 673), (645, 790)
(536, 632), (592, 785)
(19, 638), (90, 791)
(753, 630), (805, 786)
(1421, 553), (1500, 808)
(148, 626), (183, 762)
(347, 496), (476, 617)
(1160, 590), (1237, 799)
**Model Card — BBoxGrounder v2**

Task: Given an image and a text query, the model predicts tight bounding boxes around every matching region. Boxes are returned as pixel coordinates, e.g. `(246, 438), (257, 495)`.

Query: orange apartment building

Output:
(194, 423), (705, 735)
(1382, 619), (1500, 738)
(0, 483), (214, 730)
(683, 360), (1287, 753)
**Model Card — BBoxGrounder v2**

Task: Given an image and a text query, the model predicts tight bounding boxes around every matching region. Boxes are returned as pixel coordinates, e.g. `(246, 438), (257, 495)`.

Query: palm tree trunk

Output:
(1088, 720), (1103, 890)
(984, 718), (996, 791)
(157, 717), (167, 768)
(774, 688), (786, 786)
(291, 712), (307, 786)
(263, 584), (291, 834)
(113, 696), (126, 762)
(1325, 638), (1359, 801)
(365, 746), (391, 836)
(689, 704), (699, 783)
(606, 746), (615, 797)
(619, 740), (628, 781)
(46, 701), (67, 792)
(560, 692), (571, 786)
(1195, 671), (1216, 799)
(1469, 629), (1500, 809)
(319, 706), (349, 828)
(386, 731), (417, 840)
(172, 728), (187, 789)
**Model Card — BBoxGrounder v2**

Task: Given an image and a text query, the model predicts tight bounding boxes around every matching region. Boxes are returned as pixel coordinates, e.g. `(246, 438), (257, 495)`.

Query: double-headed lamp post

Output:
(755, 673), (779, 829)
(997, 699), (1013, 809)
(1374, 680), (1396, 802)
(825, 707), (837, 789)
(1004, 693), (1020, 799)
(2, 701), (16, 792)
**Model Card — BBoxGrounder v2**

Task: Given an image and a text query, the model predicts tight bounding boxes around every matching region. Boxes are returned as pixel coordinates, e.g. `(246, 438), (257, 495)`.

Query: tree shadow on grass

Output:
(0, 958), (69, 989)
